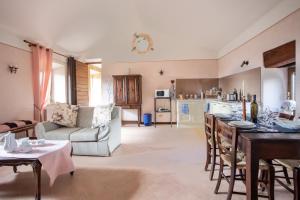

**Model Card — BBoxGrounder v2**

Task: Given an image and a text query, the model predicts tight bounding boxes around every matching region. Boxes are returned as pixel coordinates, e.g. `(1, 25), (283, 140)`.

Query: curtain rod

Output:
(23, 40), (68, 58)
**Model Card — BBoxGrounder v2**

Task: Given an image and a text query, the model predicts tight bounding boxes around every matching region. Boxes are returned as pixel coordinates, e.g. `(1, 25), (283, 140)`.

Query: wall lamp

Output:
(8, 65), (19, 74)
(240, 60), (249, 68)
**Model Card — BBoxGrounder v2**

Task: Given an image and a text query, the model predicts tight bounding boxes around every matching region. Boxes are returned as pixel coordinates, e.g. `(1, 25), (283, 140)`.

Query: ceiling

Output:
(0, 0), (294, 62)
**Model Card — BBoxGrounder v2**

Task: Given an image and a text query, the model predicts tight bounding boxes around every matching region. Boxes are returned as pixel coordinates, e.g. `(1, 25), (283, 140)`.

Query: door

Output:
(76, 61), (89, 106)
(127, 76), (141, 105)
(113, 76), (127, 105)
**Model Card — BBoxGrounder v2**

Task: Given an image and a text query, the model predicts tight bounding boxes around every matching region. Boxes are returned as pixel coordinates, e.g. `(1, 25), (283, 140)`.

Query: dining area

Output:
(204, 110), (300, 200)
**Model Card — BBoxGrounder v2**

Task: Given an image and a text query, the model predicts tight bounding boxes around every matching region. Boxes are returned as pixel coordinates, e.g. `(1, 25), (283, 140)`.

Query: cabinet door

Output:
(113, 76), (127, 105)
(127, 76), (141, 105)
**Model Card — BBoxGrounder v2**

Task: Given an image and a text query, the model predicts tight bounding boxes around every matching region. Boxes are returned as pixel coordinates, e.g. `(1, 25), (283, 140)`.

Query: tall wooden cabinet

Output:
(113, 75), (142, 126)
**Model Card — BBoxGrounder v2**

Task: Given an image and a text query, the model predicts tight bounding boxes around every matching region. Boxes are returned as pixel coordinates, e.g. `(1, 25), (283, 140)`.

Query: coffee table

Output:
(0, 140), (75, 200)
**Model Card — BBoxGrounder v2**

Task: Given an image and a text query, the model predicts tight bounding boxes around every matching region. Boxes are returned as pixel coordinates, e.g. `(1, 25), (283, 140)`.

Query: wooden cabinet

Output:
(263, 40), (295, 68)
(113, 75), (142, 126)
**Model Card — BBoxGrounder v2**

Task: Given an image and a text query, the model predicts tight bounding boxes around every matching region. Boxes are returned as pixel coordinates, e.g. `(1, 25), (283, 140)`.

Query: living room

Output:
(1, 0), (300, 200)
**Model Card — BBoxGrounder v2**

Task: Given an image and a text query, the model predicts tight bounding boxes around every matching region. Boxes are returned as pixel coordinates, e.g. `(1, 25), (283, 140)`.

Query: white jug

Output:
(3, 132), (17, 153)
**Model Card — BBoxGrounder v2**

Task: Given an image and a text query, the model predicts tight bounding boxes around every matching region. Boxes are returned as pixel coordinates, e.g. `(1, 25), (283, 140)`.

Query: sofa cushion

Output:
(77, 107), (95, 128)
(70, 128), (99, 142)
(44, 127), (81, 140)
(92, 104), (114, 128)
(48, 103), (79, 127)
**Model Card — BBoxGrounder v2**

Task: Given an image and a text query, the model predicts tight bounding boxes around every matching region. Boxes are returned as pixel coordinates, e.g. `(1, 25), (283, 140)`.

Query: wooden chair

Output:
(279, 112), (295, 120)
(274, 112), (294, 186)
(204, 113), (218, 180)
(214, 119), (275, 200)
(273, 159), (300, 199)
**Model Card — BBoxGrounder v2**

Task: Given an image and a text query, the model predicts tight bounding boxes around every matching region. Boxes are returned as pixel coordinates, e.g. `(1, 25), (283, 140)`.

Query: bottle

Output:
(251, 95), (258, 123)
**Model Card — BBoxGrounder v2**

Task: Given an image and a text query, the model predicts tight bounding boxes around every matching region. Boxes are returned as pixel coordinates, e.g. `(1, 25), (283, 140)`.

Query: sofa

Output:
(35, 106), (121, 156)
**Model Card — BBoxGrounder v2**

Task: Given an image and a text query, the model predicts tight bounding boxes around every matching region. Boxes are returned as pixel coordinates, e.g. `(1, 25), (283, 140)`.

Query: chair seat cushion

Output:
(44, 127), (81, 140)
(70, 128), (99, 142)
(221, 153), (269, 170)
(274, 159), (300, 171)
(208, 136), (231, 149)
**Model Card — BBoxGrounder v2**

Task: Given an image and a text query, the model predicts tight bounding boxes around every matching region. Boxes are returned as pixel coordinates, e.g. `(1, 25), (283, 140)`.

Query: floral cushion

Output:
(92, 103), (115, 128)
(49, 103), (79, 128)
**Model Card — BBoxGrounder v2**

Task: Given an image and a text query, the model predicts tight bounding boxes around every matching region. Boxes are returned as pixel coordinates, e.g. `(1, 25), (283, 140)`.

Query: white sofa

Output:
(35, 106), (121, 156)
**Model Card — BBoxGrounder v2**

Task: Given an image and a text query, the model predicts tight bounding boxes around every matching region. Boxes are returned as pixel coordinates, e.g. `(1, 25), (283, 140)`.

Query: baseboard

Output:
(122, 120), (177, 125)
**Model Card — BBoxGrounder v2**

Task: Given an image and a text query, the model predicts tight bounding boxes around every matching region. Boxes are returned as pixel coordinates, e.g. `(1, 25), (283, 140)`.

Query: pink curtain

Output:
(31, 45), (53, 121)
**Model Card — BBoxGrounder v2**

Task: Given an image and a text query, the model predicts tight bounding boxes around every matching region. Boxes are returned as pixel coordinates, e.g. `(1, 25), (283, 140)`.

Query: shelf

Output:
(154, 97), (171, 99)
(155, 111), (171, 113)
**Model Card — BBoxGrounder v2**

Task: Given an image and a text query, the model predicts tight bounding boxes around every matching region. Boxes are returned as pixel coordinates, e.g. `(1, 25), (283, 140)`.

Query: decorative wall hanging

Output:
(8, 65), (18, 74)
(131, 33), (154, 54)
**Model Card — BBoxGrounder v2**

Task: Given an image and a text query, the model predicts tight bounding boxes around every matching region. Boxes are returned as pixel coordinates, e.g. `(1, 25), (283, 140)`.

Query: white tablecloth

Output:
(0, 140), (75, 186)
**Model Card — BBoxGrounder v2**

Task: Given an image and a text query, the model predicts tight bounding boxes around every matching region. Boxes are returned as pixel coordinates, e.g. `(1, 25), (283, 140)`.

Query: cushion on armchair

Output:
(92, 104), (115, 128)
(48, 103), (79, 127)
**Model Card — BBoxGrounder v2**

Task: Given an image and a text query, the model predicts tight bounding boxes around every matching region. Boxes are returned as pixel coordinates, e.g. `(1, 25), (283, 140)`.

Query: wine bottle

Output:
(251, 95), (258, 123)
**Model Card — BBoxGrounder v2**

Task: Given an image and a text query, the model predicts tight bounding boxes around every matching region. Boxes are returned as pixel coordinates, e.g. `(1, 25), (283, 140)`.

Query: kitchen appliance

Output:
(155, 89), (170, 98)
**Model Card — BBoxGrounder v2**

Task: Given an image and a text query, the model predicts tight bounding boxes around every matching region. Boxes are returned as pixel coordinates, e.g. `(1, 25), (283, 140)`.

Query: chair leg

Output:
(268, 166), (275, 200)
(283, 166), (292, 185)
(205, 142), (211, 171)
(293, 168), (300, 200)
(209, 146), (216, 180)
(214, 159), (223, 194)
(227, 166), (236, 200)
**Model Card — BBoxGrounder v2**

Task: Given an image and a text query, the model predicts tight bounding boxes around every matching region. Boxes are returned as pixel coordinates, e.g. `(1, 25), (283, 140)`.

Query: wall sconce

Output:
(8, 65), (19, 74)
(159, 69), (164, 76)
(240, 60), (249, 68)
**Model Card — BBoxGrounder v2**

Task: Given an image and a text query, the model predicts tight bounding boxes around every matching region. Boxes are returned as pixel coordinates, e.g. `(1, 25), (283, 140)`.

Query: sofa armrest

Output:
(35, 121), (60, 139)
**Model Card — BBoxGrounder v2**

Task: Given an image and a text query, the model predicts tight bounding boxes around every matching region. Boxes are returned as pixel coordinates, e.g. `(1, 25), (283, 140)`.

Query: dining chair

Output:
(204, 113), (218, 180)
(214, 119), (275, 200)
(274, 112), (294, 185)
(273, 159), (300, 199)
(279, 112), (295, 120)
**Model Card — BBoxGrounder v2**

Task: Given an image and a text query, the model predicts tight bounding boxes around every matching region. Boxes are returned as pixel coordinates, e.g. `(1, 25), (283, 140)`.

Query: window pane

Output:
(89, 65), (102, 106)
(52, 62), (66, 103)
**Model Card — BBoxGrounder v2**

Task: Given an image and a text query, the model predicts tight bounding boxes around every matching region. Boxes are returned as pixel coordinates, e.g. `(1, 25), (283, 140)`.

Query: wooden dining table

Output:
(240, 132), (300, 200)
(218, 118), (300, 200)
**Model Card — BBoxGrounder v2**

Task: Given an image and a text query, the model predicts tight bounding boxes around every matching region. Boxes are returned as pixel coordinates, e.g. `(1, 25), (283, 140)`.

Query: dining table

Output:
(218, 117), (300, 200)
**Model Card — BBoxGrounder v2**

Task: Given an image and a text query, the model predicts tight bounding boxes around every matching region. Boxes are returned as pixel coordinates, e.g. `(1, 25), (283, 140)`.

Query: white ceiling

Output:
(0, 0), (297, 62)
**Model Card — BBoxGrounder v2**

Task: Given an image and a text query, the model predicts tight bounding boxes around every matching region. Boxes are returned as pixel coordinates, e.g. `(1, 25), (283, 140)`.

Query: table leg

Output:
(138, 106), (141, 127)
(13, 166), (17, 173)
(246, 140), (259, 200)
(32, 161), (42, 200)
(294, 167), (300, 200)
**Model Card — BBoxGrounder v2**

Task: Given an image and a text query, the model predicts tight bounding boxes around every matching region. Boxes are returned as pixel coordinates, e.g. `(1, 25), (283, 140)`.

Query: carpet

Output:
(0, 126), (293, 199)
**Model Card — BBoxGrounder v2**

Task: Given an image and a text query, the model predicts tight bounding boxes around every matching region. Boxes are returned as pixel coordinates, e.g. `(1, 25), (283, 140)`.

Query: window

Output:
(51, 62), (67, 103)
(89, 64), (102, 106)
(287, 67), (296, 100)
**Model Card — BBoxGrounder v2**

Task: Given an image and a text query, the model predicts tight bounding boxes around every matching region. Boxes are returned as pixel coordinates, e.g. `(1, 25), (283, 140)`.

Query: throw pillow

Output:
(49, 103), (79, 127)
(92, 103), (115, 128)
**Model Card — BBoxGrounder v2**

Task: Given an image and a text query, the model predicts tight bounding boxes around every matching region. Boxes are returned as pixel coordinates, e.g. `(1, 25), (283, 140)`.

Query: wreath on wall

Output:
(131, 33), (154, 54)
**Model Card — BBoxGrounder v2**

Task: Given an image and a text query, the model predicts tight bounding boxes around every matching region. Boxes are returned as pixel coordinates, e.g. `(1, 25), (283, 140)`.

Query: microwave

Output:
(155, 89), (170, 97)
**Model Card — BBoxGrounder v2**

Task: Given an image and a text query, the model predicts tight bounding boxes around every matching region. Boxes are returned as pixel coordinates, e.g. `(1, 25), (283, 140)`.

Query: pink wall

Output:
(218, 9), (300, 113)
(102, 59), (218, 121)
(0, 43), (33, 123)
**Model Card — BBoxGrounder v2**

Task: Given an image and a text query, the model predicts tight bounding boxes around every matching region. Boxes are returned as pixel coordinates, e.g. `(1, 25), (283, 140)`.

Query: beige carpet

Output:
(0, 126), (293, 200)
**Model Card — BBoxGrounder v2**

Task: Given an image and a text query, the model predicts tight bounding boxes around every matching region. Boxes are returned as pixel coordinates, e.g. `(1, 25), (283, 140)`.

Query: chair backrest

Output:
(216, 119), (238, 165)
(279, 112), (294, 120)
(204, 113), (215, 145)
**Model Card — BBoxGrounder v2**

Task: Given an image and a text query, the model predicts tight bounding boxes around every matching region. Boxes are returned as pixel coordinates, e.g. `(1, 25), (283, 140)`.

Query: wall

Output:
(219, 67), (261, 102)
(0, 42), (33, 123)
(102, 59), (218, 122)
(218, 9), (300, 114)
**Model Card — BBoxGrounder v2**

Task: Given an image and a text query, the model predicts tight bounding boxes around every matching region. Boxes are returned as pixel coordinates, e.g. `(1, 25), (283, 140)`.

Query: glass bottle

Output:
(251, 95), (258, 123)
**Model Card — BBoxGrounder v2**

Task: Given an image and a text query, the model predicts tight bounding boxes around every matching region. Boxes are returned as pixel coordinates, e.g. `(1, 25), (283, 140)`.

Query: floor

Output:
(0, 125), (293, 200)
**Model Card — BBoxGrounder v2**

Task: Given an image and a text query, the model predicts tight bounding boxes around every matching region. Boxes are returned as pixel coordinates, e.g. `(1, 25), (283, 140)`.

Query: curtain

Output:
(31, 45), (53, 121)
(66, 57), (77, 105)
